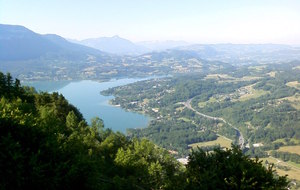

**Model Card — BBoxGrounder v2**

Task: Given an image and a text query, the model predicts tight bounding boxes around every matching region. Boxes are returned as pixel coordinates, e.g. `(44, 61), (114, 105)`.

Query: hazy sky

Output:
(1, 0), (300, 44)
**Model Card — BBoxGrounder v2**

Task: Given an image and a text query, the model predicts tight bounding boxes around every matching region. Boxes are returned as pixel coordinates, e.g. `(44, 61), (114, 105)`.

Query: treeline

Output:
(156, 77), (251, 107)
(102, 63), (300, 161)
(0, 72), (288, 189)
(271, 151), (300, 164)
(0, 72), (26, 100)
(192, 70), (300, 144)
(245, 147), (268, 158)
(0, 72), (181, 189)
(103, 75), (249, 152)
(128, 119), (218, 156)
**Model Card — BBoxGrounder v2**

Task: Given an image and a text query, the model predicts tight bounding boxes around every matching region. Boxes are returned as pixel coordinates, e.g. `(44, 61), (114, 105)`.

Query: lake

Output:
(24, 78), (151, 133)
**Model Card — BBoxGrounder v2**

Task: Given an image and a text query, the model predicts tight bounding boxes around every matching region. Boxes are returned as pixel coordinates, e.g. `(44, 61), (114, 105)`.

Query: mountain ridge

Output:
(0, 24), (105, 61)
(77, 35), (148, 55)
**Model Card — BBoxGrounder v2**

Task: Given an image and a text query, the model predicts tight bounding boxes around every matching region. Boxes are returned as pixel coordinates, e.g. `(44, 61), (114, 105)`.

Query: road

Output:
(183, 98), (245, 149)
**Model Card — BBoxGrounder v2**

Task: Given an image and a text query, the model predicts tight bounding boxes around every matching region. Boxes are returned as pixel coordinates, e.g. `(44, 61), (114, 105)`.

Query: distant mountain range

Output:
(76, 36), (147, 55)
(137, 40), (190, 51)
(69, 36), (300, 62)
(0, 24), (115, 81)
(1, 23), (300, 81)
(0, 24), (106, 61)
(3, 23), (299, 62)
(70, 36), (189, 55)
(175, 44), (300, 64)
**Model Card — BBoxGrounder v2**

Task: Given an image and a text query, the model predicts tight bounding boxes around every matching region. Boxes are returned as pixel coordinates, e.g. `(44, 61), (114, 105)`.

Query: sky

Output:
(1, 0), (300, 44)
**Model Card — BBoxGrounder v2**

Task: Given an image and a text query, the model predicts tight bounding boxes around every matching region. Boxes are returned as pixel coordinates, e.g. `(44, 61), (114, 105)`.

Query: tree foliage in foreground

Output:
(186, 146), (288, 190)
(0, 72), (289, 189)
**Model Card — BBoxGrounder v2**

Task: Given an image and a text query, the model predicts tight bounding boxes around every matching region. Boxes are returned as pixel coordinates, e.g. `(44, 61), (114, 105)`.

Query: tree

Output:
(114, 138), (184, 190)
(185, 145), (288, 190)
(66, 111), (79, 129)
(0, 72), (290, 189)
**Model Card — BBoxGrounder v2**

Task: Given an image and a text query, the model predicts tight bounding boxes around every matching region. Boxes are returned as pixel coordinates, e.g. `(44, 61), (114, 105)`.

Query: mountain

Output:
(175, 44), (300, 64)
(0, 24), (59, 61)
(78, 36), (148, 55)
(0, 24), (105, 61)
(139, 49), (200, 61)
(42, 34), (103, 55)
(137, 40), (190, 51)
(76, 38), (190, 55)
(0, 24), (114, 81)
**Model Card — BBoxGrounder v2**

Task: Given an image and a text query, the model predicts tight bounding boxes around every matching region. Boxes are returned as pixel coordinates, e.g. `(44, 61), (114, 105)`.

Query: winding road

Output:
(183, 98), (245, 149)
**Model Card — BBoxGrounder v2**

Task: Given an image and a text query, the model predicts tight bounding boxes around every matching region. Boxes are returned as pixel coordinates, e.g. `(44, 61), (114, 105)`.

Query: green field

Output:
(293, 66), (300, 70)
(238, 85), (269, 101)
(267, 71), (276, 77)
(280, 93), (300, 110)
(249, 65), (267, 71)
(267, 145), (300, 182)
(278, 145), (300, 155)
(260, 157), (300, 182)
(177, 117), (191, 122)
(286, 81), (300, 90)
(188, 135), (232, 149)
(204, 74), (235, 80)
(273, 138), (300, 146)
(198, 96), (218, 108)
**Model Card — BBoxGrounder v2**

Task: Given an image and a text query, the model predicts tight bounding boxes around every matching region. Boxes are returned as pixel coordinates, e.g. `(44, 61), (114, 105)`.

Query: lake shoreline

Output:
(106, 99), (153, 129)
(24, 78), (154, 133)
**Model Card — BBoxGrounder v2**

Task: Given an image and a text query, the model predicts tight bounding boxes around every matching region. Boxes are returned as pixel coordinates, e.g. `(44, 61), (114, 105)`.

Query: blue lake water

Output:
(24, 78), (151, 133)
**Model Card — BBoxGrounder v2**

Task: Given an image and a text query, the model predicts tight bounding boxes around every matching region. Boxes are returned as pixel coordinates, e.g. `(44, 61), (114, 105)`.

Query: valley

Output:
(2, 24), (300, 83)
(25, 79), (152, 133)
(2, 0), (300, 188)
(101, 61), (300, 184)
(1, 23), (300, 188)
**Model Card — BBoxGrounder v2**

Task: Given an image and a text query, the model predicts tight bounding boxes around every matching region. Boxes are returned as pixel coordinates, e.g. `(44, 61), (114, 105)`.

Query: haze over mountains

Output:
(2, 23), (300, 60)
(137, 40), (190, 51)
(1, 23), (300, 81)
(70, 36), (189, 55)
(76, 36), (147, 55)
(0, 24), (106, 61)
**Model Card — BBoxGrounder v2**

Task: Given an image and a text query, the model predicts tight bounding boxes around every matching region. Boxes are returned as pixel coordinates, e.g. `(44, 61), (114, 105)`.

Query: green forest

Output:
(0, 71), (290, 189)
(102, 62), (300, 186)
(103, 62), (300, 155)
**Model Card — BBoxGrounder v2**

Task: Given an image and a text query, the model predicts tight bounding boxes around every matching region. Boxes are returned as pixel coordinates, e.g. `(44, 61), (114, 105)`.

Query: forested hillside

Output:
(102, 62), (300, 186)
(0, 71), (289, 189)
(103, 62), (300, 155)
